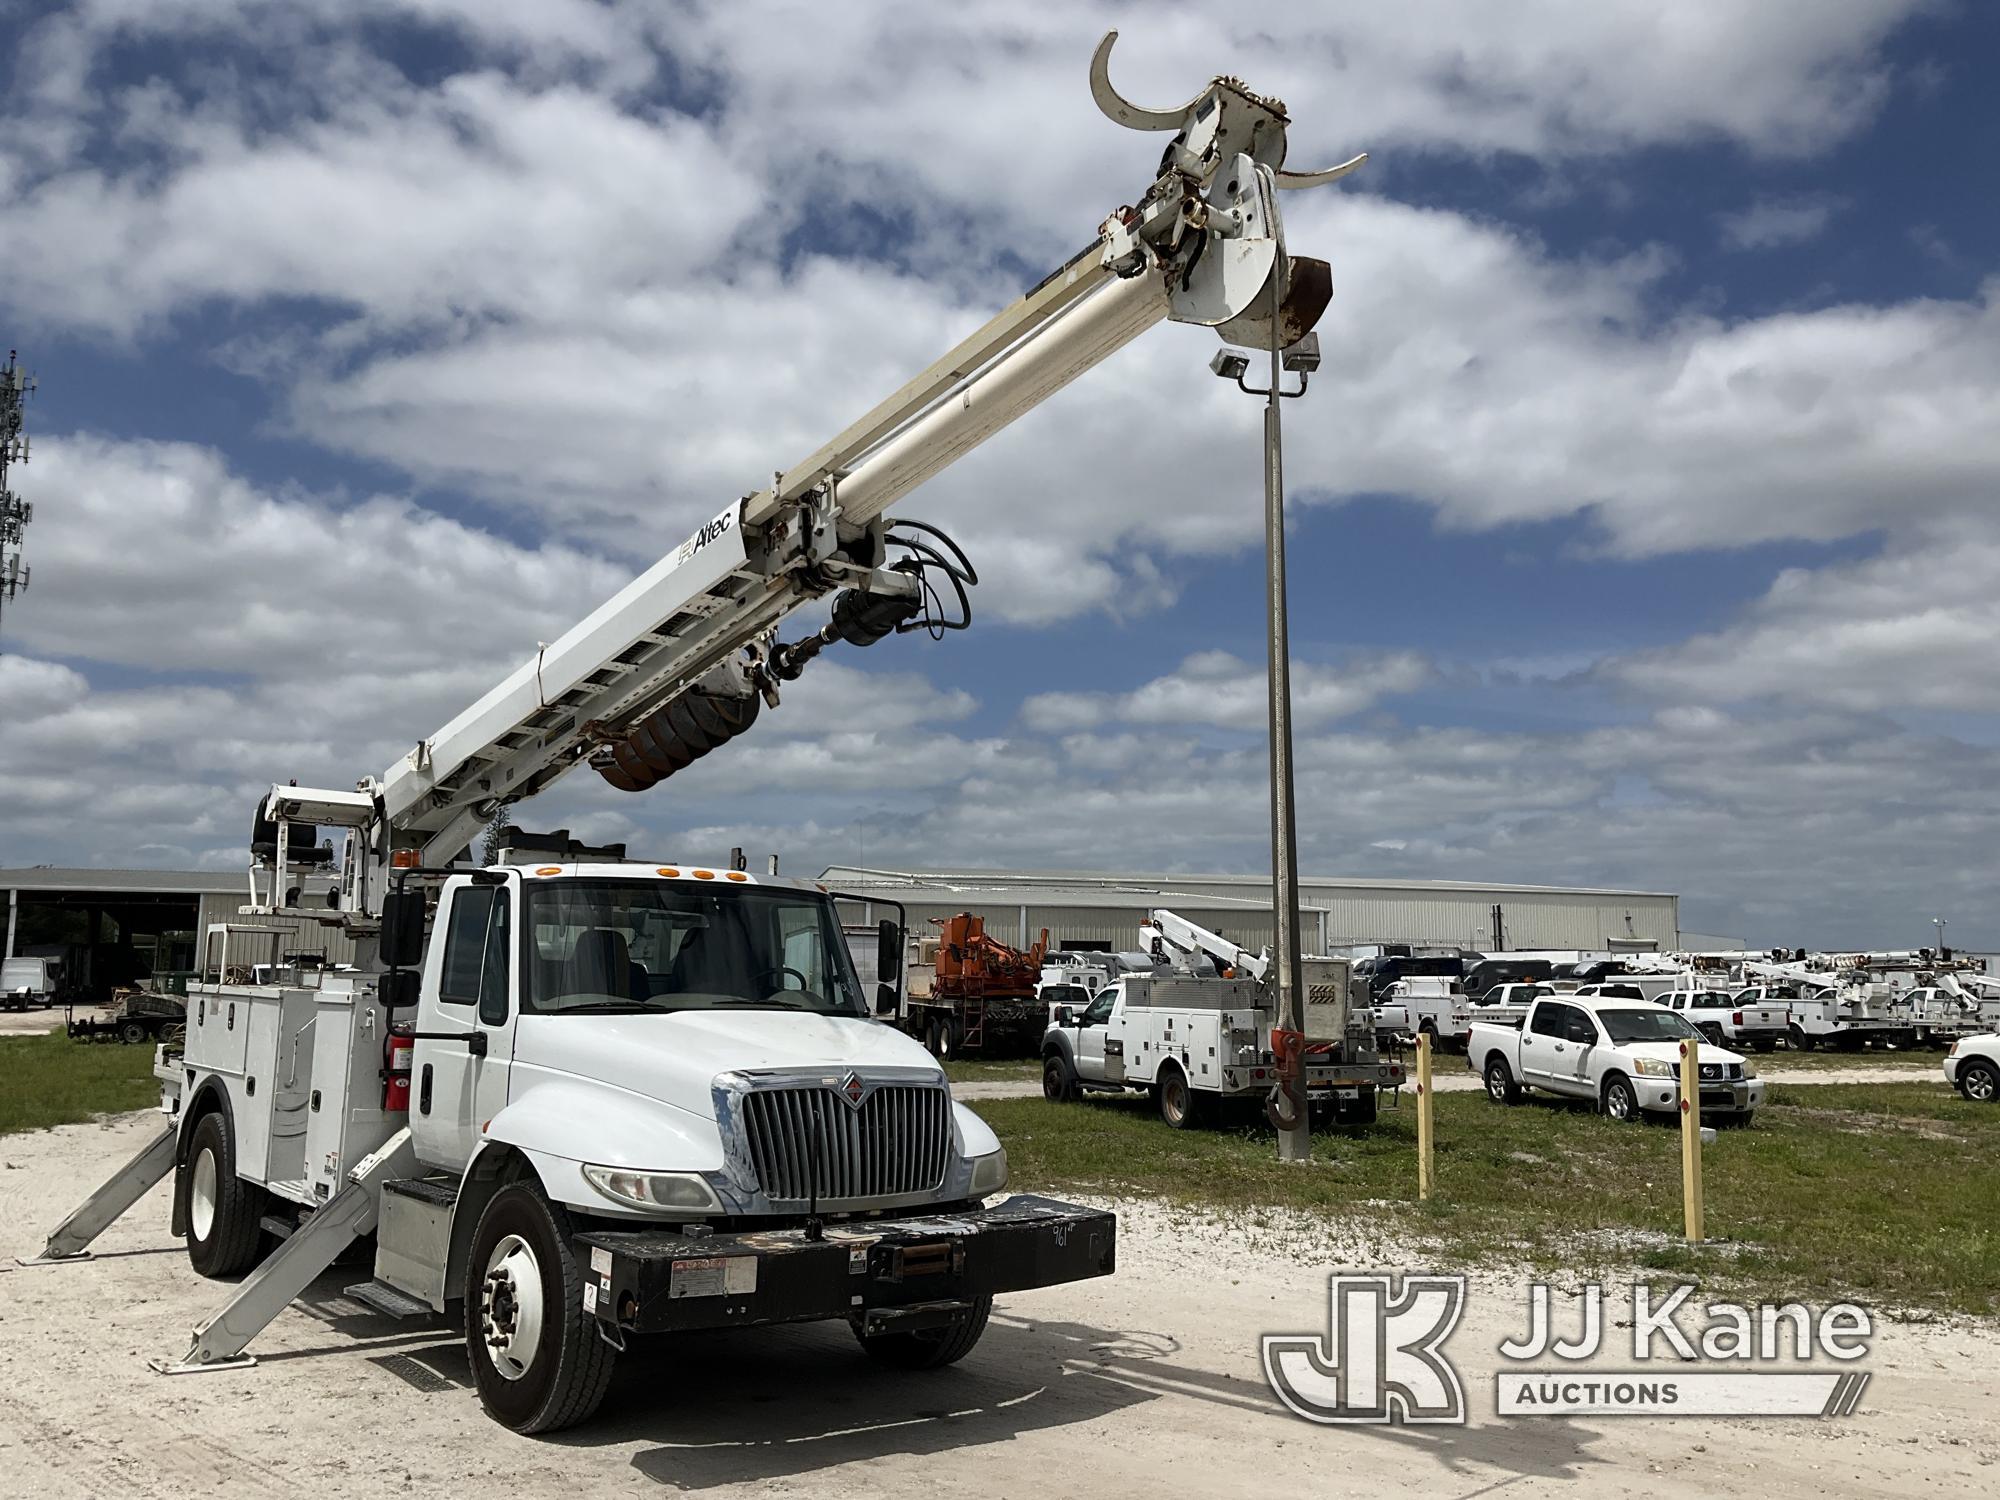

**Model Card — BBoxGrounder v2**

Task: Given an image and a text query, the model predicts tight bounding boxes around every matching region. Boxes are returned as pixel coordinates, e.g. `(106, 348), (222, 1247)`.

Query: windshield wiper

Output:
(709, 996), (816, 1011)
(556, 1001), (660, 1014)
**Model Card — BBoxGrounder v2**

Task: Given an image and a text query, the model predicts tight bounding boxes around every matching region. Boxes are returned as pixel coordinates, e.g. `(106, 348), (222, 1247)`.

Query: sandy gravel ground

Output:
(1, 1111), (1993, 1499)
(0, 1006), (67, 1037)
(952, 1063), (1949, 1101)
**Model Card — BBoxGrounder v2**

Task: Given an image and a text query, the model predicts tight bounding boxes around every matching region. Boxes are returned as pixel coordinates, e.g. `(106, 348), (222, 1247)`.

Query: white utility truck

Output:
(26, 34), (1364, 1435)
(2, 954), (57, 1010)
(1738, 966), (1904, 1051)
(1042, 910), (1405, 1128)
(1664, 987), (1788, 1052)
(1384, 974), (1471, 1049)
(1468, 993), (1765, 1125)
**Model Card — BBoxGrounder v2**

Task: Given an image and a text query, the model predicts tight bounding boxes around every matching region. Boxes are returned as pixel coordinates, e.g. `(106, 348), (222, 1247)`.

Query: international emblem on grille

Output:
(839, 1071), (867, 1109)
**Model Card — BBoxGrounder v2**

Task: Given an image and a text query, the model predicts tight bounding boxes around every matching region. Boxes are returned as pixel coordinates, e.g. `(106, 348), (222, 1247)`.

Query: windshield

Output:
(1599, 1008), (1702, 1044)
(522, 880), (866, 1017)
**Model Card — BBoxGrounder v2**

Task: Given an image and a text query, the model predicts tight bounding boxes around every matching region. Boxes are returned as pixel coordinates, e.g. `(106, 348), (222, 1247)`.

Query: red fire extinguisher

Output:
(383, 1024), (415, 1112)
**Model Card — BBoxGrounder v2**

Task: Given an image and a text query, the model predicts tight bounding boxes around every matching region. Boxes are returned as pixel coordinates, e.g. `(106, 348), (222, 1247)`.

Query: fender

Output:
(169, 1077), (237, 1238)
(1041, 1027), (1079, 1068)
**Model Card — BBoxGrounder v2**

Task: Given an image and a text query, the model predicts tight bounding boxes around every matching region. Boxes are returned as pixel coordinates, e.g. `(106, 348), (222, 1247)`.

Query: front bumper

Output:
(1636, 1077), (1766, 1117)
(573, 1193), (1115, 1336)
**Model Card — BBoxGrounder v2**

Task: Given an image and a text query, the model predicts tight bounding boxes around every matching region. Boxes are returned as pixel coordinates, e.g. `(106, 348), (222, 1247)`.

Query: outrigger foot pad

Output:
(148, 1352), (258, 1376)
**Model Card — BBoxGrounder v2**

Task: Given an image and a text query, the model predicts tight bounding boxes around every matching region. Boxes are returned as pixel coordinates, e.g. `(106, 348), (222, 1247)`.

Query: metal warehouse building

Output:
(1, 868), (355, 997)
(820, 865), (1685, 955)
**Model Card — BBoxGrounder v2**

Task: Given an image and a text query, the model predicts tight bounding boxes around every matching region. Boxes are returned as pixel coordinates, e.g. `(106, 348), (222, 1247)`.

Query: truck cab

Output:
(2, 955), (56, 1010)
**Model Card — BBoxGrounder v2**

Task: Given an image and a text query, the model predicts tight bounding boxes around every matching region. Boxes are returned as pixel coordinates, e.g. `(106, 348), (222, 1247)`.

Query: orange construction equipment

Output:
(931, 912), (1049, 998)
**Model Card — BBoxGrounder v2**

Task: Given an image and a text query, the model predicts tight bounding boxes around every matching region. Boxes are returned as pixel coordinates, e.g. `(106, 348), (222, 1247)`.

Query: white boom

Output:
(250, 33), (1362, 926)
(1143, 908), (1271, 981)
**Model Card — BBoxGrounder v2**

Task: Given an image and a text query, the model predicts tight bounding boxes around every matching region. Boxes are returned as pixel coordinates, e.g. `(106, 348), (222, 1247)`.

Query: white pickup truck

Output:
(1468, 994), (1765, 1125)
(1663, 988), (1787, 1052)
(2, 955), (58, 1010)
(1943, 1034), (1999, 1101)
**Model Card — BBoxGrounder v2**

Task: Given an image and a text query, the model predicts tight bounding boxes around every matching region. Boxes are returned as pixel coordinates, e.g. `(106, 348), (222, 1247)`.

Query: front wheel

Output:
(1042, 1050), (1078, 1103)
(1958, 1059), (1999, 1103)
(464, 1181), (617, 1434)
(1483, 1055), (1523, 1105)
(854, 1295), (992, 1369)
(1602, 1074), (1641, 1123)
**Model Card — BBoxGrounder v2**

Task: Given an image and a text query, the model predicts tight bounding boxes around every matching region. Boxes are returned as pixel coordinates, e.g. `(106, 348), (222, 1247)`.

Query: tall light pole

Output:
(1933, 915), (1947, 954)
(1210, 297), (1322, 1164)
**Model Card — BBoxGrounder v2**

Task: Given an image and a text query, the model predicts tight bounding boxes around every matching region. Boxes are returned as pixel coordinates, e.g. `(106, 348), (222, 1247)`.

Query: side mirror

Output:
(874, 983), (898, 1017)
(876, 919), (902, 986)
(1056, 1005), (1076, 1026)
(378, 970), (421, 1009)
(1567, 1022), (1597, 1045)
(379, 889), (427, 969)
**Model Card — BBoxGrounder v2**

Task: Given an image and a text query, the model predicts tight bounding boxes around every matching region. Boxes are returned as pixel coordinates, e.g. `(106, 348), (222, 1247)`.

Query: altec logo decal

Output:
(675, 507), (734, 565)
(1264, 1275), (1873, 1424)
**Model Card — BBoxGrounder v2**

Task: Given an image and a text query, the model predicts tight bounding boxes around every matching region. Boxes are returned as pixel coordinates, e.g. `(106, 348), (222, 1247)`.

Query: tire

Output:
(1958, 1059), (1999, 1103)
(1752, 1039), (1775, 1054)
(464, 1180), (617, 1435)
(1697, 1024), (1724, 1048)
(1789, 1024), (1814, 1053)
(1155, 1064), (1206, 1130)
(182, 1112), (267, 1278)
(1482, 1055), (1523, 1105)
(1602, 1074), (1641, 1124)
(1042, 1050), (1078, 1103)
(925, 1014), (960, 1061)
(120, 1020), (150, 1046)
(853, 1295), (992, 1370)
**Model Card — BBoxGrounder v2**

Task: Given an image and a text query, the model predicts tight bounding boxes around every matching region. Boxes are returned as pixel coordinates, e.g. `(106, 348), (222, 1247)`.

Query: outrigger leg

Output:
(150, 1128), (415, 1376)
(17, 1122), (178, 1266)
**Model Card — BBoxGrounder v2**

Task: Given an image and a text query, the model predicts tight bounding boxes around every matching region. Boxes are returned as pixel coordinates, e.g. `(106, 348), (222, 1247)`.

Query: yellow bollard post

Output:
(1416, 1031), (1434, 1201)
(1679, 1036), (1704, 1243)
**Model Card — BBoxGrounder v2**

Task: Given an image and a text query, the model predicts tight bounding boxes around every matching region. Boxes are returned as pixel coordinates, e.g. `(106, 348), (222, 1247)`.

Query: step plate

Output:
(343, 1279), (433, 1319)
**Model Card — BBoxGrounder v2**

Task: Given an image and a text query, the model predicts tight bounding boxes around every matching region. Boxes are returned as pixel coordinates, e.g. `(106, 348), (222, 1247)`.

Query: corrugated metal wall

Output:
(833, 898), (1328, 955)
(193, 892), (360, 968)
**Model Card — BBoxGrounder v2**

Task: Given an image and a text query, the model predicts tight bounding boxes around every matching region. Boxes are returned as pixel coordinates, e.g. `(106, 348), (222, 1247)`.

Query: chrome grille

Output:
(740, 1084), (951, 1204)
(1699, 1062), (1723, 1081)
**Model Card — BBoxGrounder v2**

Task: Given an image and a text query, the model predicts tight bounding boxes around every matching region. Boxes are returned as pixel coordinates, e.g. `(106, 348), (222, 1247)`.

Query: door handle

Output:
(406, 1028), (488, 1057)
(419, 1064), (433, 1115)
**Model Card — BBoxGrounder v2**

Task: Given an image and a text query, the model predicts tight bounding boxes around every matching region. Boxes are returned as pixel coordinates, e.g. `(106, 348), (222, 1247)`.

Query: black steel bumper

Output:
(572, 1194), (1116, 1336)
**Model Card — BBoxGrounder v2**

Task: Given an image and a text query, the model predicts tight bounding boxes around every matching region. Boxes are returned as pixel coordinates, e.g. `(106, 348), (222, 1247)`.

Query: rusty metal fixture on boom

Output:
(590, 518), (977, 794)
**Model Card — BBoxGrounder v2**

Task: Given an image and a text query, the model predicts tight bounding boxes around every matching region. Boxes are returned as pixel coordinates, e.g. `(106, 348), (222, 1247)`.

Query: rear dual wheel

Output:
(182, 1112), (266, 1278)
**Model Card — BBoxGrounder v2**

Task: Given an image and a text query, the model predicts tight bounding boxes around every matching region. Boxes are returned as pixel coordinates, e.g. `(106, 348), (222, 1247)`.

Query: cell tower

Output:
(0, 348), (34, 651)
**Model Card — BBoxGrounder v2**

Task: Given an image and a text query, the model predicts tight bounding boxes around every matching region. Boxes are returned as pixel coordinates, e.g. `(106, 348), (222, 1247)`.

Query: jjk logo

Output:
(1262, 1273), (1467, 1425)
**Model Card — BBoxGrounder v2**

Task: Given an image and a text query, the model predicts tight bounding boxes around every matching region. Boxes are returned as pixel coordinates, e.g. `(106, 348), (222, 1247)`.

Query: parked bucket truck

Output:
(25, 33), (1360, 1435)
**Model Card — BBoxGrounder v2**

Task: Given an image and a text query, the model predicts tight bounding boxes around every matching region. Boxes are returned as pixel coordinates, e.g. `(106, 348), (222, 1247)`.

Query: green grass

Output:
(942, 1057), (1042, 1084)
(1760, 1045), (1947, 1072)
(0, 1032), (161, 1137)
(974, 1081), (2000, 1316)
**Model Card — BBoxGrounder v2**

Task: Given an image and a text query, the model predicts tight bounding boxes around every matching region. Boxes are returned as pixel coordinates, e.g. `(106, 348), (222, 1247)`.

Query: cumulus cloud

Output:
(1022, 650), (1433, 732)
(1717, 194), (1847, 250)
(1608, 520), (2000, 712)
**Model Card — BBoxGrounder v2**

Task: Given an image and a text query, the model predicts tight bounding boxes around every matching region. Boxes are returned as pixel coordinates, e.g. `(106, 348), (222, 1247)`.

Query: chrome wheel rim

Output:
(1968, 1066), (1997, 1102)
(1607, 1084), (1634, 1120)
(480, 1233), (545, 1381)
(189, 1145), (218, 1241)
(1486, 1065), (1507, 1101)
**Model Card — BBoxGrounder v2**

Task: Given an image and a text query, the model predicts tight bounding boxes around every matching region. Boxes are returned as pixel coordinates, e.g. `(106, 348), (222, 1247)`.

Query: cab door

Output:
(1071, 986), (1121, 1082)
(414, 877), (520, 1172)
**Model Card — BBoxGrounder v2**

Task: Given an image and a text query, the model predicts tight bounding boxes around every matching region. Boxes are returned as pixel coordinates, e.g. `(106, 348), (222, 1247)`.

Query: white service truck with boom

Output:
(25, 34), (1362, 1435)
(1041, 909), (1406, 1127)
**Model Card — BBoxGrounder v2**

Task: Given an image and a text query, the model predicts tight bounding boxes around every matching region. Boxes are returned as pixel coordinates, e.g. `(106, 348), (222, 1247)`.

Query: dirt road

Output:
(1, 1112), (1993, 1499)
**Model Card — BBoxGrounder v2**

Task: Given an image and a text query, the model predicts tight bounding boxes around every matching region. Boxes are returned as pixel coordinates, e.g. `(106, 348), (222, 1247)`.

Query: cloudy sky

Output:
(1, 1), (1995, 949)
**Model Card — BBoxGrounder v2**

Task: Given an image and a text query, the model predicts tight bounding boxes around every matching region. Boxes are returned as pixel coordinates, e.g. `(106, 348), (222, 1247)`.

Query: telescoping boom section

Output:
(250, 30), (1362, 925)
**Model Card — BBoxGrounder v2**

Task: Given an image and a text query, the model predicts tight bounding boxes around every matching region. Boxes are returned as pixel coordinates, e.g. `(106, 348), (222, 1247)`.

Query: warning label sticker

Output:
(669, 1256), (758, 1299)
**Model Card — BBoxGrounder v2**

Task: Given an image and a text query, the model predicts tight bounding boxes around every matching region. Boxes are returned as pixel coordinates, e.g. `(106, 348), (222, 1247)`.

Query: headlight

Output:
(1631, 1058), (1677, 1079)
(582, 1165), (722, 1214)
(968, 1147), (1009, 1197)
(1742, 1064), (1758, 1079)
